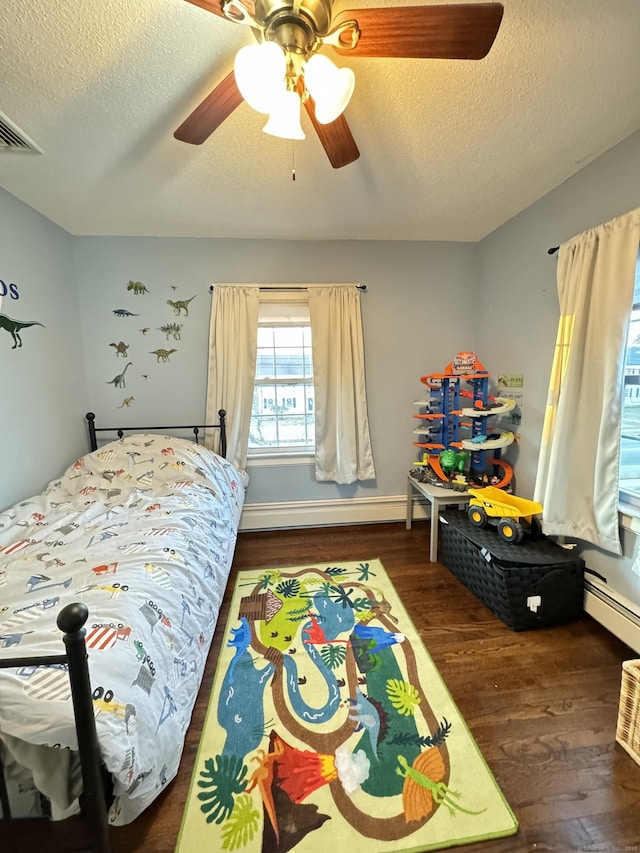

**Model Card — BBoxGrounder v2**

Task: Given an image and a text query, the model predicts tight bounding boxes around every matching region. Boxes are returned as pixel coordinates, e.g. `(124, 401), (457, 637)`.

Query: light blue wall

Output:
(71, 238), (480, 504)
(0, 187), (89, 511)
(5, 126), (640, 527)
(477, 128), (640, 599)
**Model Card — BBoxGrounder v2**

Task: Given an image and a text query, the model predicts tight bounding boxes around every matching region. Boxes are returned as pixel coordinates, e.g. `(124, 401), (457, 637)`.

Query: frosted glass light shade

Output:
(234, 42), (286, 114)
(304, 53), (355, 124)
(262, 89), (305, 140)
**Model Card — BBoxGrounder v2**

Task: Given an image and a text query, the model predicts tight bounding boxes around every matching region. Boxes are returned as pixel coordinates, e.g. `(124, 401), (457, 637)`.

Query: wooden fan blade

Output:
(331, 3), (504, 59)
(303, 97), (360, 169)
(174, 72), (244, 144)
(182, 0), (256, 21)
(182, 0), (227, 20)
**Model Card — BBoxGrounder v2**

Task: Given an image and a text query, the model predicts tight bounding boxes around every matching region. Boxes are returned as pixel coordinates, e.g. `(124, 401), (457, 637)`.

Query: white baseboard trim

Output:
(239, 493), (432, 531)
(584, 581), (640, 654)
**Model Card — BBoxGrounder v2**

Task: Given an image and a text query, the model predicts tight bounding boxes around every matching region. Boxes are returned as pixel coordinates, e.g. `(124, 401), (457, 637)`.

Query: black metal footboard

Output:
(0, 603), (110, 853)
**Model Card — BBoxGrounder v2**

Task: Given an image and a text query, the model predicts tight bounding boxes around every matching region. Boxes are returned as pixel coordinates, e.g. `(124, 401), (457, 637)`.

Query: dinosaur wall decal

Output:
(166, 296), (196, 316)
(157, 323), (182, 341)
(127, 281), (150, 295)
(149, 349), (176, 363)
(109, 341), (129, 357)
(0, 313), (44, 349)
(107, 362), (132, 388)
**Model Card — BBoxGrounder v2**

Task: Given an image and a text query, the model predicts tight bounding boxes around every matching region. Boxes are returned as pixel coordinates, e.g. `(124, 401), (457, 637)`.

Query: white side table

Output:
(406, 475), (471, 562)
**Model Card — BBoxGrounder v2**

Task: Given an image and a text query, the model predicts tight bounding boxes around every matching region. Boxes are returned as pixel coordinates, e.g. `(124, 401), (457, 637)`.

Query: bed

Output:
(0, 411), (245, 847)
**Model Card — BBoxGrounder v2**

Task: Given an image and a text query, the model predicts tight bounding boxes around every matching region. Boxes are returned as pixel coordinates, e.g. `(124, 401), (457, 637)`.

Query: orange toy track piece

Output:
(419, 374), (445, 389)
(485, 457), (513, 489)
(427, 454), (449, 483)
(425, 455), (513, 488)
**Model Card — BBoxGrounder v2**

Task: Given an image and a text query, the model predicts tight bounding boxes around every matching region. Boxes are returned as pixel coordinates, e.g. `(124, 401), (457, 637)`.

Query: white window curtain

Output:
(534, 207), (640, 555)
(308, 285), (376, 484)
(205, 284), (259, 469)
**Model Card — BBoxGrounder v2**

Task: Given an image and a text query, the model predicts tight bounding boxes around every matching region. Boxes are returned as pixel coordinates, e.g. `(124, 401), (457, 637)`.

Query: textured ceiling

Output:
(1, 0), (639, 241)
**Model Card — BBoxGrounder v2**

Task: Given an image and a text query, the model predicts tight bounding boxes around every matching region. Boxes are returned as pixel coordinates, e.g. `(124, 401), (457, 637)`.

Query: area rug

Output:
(176, 559), (518, 852)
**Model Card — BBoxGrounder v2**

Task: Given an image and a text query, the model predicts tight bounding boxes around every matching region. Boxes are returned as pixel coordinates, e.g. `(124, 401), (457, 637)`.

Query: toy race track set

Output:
(411, 352), (516, 491)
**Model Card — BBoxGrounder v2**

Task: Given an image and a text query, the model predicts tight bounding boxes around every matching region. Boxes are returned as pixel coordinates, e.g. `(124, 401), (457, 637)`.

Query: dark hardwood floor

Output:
(6, 522), (640, 851)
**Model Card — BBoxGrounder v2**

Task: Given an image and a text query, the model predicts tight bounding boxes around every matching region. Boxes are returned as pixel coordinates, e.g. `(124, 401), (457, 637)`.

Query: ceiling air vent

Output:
(0, 111), (43, 153)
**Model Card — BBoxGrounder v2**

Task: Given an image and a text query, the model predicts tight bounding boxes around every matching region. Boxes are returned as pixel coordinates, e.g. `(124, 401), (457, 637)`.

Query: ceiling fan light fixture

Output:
(262, 89), (306, 140)
(234, 42), (286, 114)
(304, 53), (355, 124)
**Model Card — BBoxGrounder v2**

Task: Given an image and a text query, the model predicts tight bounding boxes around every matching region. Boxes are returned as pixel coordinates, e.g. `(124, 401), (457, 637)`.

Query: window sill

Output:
(619, 501), (640, 529)
(246, 453), (314, 468)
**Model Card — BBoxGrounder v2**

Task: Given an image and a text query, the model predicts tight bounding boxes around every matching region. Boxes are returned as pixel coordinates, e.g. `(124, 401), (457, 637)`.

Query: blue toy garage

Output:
(412, 351), (515, 489)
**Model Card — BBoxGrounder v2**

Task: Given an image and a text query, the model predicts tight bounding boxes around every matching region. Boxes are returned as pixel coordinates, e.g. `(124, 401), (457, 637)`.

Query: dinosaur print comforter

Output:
(0, 434), (246, 824)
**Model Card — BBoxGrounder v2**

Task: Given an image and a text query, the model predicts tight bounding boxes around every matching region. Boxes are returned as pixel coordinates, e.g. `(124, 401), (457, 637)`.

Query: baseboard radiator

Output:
(239, 493), (431, 531)
(584, 571), (640, 654)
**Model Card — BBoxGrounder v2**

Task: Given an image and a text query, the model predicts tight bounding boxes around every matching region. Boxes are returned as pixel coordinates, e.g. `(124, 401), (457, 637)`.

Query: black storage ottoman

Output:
(439, 510), (584, 631)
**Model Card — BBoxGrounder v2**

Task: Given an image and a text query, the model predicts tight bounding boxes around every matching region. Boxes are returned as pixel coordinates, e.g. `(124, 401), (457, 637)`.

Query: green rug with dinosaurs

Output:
(176, 559), (518, 852)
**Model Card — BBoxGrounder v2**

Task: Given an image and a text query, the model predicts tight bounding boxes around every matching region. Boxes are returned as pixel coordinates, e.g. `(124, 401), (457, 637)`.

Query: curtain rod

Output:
(548, 246), (559, 255)
(209, 284), (367, 293)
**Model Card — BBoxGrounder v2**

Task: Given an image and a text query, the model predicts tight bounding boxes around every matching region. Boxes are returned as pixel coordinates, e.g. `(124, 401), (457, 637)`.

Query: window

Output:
(249, 293), (314, 456)
(619, 253), (640, 508)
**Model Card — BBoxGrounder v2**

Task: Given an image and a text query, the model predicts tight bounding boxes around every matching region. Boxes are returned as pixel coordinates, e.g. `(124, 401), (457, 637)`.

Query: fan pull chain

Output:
(292, 140), (296, 181)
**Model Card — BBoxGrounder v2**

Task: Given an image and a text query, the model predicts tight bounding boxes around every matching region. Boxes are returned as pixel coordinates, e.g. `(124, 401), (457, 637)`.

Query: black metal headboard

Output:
(85, 410), (227, 459)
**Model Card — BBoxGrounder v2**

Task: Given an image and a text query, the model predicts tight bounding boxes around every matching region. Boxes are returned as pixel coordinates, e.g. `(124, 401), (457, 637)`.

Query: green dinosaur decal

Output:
(0, 313), (44, 349)
(127, 280), (150, 294)
(158, 323), (182, 340)
(150, 348), (177, 363)
(107, 362), (132, 388)
(167, 296), (196, 316)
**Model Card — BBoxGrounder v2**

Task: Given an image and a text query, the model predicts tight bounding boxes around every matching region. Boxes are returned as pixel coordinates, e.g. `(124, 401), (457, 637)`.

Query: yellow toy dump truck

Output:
(467, 486), (543, 544)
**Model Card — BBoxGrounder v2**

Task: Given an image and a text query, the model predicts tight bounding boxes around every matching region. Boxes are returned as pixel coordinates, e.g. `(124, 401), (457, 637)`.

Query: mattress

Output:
(0, 433), (246, 824)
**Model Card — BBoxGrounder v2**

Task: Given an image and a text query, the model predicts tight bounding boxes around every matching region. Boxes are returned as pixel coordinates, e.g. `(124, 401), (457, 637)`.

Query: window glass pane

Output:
(305, 413), (315, 444)
(305, 384), (315, 412)
(621, 308), (640, 440)
(619, 252), (640, 505)
(250, 304), (314, 453)
(257, 327), (274, 347)
(275, 385), (302, 411)
(249, 408), (315, 449)
(253, 385), (276, 415)
(274, 414), (309, 446)
(249, 415), (278, 448)
(304, 351), (313, 378)
(256, 351), (275, 380)
(275, 349), (304, 379)
(273, 326), (304, 348)
(634, 256), (640, 303)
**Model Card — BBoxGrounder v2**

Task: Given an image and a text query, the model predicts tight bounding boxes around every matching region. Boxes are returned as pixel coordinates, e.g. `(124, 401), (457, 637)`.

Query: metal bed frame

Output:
(85, 409), (227, 457)
(0, 411), (229, 852)
(0, 603), (110, 852)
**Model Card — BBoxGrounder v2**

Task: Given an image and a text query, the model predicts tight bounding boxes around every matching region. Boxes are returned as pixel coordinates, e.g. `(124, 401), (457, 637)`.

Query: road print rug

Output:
(176, 559), (518, 852)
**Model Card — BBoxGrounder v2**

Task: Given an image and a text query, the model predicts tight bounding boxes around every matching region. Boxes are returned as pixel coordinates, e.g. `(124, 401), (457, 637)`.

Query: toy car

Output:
(467, 486), (543, 544)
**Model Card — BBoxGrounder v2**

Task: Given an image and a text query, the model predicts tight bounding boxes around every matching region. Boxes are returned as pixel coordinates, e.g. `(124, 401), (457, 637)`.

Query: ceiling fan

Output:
(174, 1), (504, 168)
